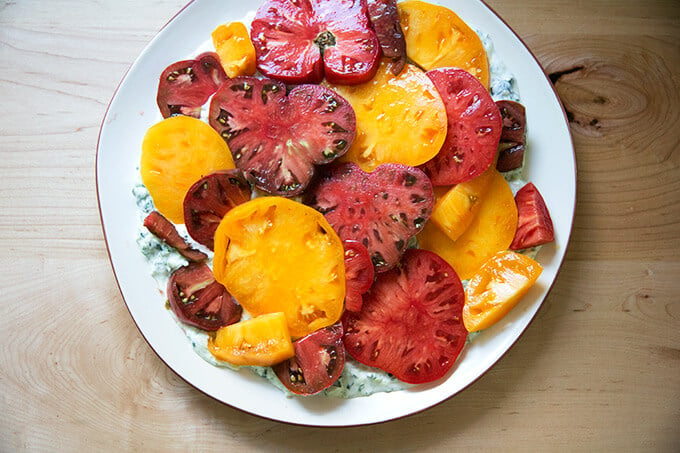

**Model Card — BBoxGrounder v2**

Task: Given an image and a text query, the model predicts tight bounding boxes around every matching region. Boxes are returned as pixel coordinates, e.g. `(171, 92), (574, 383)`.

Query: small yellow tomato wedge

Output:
(207, 312), (295, 366)
(211, 22), (257, 78)
(213, 197), (345, 338)
(418, 169), (518, 280)
(398, 0), (489, 89)
(140, 116), (235, 224)
(326, 60), (447, 172)
(430, 166), (495, 242)
(463, 251), (543, 332)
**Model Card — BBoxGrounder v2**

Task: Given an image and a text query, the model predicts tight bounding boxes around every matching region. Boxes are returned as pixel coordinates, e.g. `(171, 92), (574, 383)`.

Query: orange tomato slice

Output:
(211, 22), (257, 78)
(430, 166), (495, 242)
(325, 60), (446, 172)
(418, 169), (518, 280)
(212, 197), (345, 338)
(207, 312), (295, 366)
(463, 250), (543, 332)
(398, 0), (490, 89)
(140, 116), (235, 224)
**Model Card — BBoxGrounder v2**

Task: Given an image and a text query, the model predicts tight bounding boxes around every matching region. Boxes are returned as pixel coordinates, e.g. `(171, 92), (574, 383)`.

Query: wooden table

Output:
(1, 0), (678, 450)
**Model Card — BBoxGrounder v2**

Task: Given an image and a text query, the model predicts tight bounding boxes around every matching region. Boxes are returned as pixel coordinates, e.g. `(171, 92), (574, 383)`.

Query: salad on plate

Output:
(133, 0), (556, 399)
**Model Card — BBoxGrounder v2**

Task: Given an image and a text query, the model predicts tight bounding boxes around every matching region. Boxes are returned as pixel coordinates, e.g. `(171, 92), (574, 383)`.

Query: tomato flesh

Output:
(419, 68), (502, 185)
(343, 240), (374, 312)
(366, 0), (406, 74)
(250, 0), (380, 85)
(156, 52), (227, 119)
(167, 263), (242, 331)
(343, 249), (467, 384)
(273, 322), (345, 395)
(496, 100), (526, 172)
(143, 211), (207, 262)
(510, 183), (555, 250)
(183, 169), (251, 251)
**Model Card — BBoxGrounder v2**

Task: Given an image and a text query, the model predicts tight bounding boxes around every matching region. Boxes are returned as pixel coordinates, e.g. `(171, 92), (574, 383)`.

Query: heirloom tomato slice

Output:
(144, 211), (208, 262)
(343, 249), (467, 384)
(510, 183), (555, 250)
(366, 0), (407, 74)
(342, 240), (374, 312)
(212, 197), (345, 338)
(398, 0), (489, 88)
(167, 262), (242, 331)
(208, 312), (294, 366)
(140, 116), (235, 224)
(273, 322), (345, 395)
(463, 251), (543, 332)
(496, 100), (526, 172)
(418, 169), (518, 280)
(419, 68), (502, 186)
(211, 22), (257, 78)
(327, 60), (447, 172)
(250, 0), (380, 85)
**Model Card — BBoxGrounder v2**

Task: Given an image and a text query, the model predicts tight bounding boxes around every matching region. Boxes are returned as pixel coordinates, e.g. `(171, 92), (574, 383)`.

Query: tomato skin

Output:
(208, 312), (295, 367)
(463, 250), (543, 332)
(343, 249), (467, 384)
(510, 183), (555, 250)
(419, 68), (502, 186)
(167, 263), (242, 331)
(273, 322), (345, 395)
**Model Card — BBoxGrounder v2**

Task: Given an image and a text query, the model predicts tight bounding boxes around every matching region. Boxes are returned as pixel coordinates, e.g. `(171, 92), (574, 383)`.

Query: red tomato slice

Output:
(143, 211), (207, 263)
(167, 263), (242, 331)
(510, 183), (555, 249)
(156, 52), (227, 118)
(342, 248), (467, 384)
(419, 68), (502, 185)
(496, 100), (526, 172)
(273, 322), (346, 395)
(343, 240), (374, 312)
(183, 170), (251, 251)
(250, 0), (380, 85)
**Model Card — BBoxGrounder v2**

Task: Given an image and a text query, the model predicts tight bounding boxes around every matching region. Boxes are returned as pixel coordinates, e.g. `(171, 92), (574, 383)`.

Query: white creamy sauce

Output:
(134, 28), (526, 399)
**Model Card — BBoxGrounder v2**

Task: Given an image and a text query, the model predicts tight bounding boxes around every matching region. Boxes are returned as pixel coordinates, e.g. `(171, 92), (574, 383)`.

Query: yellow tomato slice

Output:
(207, 312), (295, 366)
(398, 0), (490, 89)
(213, 197), (345, 338)
(463, 251), (543, 332)
(430, 166), (495, 242)
(211, 22), (257, 78)
(418, 169), (518, 280)
(140, 116), (235, 224)
(326, 60), (446, 172)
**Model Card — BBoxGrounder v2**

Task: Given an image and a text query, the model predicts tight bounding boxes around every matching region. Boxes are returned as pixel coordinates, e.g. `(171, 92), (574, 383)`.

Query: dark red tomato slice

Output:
(510, 183), (555, 250)
(183, 170), (251, 251)
(366, 0), (406, 74)
(496, 100), (526, 172)
(157, 52), (228, 119)
(167, 263), (242, 331)
(419, 68), (502, 185)
(343, 240), (374, 312)
(250, 0), (380, 85)
(273, 322), (345, 395)
(209, 77), (355, 196)
(343, 248), (467, 384)
(143, 210), (207, 262)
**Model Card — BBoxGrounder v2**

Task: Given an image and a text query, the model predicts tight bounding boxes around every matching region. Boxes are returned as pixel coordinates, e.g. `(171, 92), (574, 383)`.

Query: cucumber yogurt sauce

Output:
(133, 26), (521, 398)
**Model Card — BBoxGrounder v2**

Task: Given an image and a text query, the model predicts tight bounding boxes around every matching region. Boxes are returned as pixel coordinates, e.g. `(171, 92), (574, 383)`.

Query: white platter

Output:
(97, 0), (576, 426)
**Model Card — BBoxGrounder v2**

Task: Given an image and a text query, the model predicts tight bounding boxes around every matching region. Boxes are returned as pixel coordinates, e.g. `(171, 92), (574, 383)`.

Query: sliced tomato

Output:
(273, 322), (345, 395)
(143, 211), (207, 262)
(366, 0), (406, 74)
(463, 250), (543, 332)
(211, 22), (257, 78)
(213, 197), (346, 338)
(167, 263), (242, 331)
(343, 240), (374, 312)
(496, 100), (526, 172)
(510, 183), (555, 250)
(419, 68), (502, 185)
(250, 0), (380, 85)
(156, 52), (227, 118)
(343, 249), (467, 384)
(183, 170), (251, 251)
(208, 312), (295, 366)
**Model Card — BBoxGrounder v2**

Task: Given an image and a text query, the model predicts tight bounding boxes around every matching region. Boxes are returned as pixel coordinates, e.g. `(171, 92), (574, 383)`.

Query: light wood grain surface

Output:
(1, 0), (678, 451)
